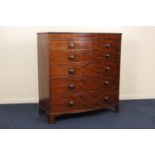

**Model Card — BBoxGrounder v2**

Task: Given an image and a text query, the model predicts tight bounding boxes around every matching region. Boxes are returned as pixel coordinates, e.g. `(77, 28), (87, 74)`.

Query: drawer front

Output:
(48, 33), (122, 40)
(51, 62), (119, 78)
(50, 49), (120, 64)
(50, 40), (121, 50)
(51, 77), (119, 93)
(51, 91), (117, 113)
(51, 62), (105, 78)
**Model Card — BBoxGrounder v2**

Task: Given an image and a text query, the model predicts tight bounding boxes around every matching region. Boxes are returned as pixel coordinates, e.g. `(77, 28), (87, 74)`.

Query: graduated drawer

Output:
(51, 62), (119, 78)
(50, 49), (120, 64)
(50, 40), (121, 50)
(51, 77), (119, 93)
(51, 91), (117, 113)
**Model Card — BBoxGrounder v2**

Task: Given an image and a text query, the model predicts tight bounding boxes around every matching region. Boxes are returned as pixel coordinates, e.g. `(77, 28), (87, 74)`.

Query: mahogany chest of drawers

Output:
(37, 32), (122, 123)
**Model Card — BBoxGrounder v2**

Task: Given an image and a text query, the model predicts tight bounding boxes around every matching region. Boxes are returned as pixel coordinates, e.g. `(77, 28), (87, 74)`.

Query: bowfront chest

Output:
(37, 32), (122, 123)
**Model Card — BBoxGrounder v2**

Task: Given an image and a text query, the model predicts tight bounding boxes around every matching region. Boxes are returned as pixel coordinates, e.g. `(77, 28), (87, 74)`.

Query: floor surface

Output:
(0, 100), (155, 129)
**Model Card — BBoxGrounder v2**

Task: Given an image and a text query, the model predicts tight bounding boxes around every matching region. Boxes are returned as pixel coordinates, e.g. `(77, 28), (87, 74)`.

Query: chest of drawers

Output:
(37, 32), (122, 123)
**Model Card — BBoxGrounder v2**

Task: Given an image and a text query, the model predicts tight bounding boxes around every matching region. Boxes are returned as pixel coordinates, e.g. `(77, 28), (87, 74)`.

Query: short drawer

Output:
(50, 40), (121, 50)
(50, 49), (120, 64)
(51, 61), (105, 78)
(51, 77), (119, 93)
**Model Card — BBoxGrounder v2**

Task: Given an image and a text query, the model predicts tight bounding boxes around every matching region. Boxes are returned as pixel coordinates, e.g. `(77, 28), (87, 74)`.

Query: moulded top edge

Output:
(37, 32), (122, 35)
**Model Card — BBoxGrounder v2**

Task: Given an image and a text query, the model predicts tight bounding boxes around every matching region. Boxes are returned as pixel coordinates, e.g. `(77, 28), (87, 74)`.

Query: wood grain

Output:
(50, 49), (120, 64)
(50, 40), (121, 50)
(51, 77), (119, 93)
(51, 91), (118, 113)
(37, 34), (51, 113)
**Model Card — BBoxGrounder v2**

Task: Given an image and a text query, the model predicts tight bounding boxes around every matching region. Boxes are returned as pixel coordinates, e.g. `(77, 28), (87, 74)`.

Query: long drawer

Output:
(51, 62), (119, 78)
(51, 77), (119, 93)
(50, 40), (121, 50)
(51, 91), (118, 113)
(50, 49), (120, 64)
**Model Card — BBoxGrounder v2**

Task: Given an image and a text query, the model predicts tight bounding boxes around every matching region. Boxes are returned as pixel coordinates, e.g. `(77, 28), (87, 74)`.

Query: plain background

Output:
(0, 26), (155, 103)
(0, 0), (155, 155)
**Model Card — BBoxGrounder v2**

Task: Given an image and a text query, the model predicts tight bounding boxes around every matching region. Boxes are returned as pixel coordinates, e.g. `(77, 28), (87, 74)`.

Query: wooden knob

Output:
(104, 81), (110, 85)
(68, 43), (75, 48)
(105, 43), (111, 48)
(68, 101), (75, 107)
(68, 54), (75, 60)
(104, 97), (109, 101)
(68, 83), (75, 89)
(105, 67), (111, 72)
(105, 53), (111, 58)
(68, 68), (75, 74)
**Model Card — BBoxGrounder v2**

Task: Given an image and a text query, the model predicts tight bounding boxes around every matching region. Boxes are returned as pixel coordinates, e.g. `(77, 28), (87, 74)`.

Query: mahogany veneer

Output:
(37, 32), (122, 123)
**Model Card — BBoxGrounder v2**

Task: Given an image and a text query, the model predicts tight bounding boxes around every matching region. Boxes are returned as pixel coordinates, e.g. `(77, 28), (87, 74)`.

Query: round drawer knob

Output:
(68, 43), (75, 48)
(68, 83), (75, 89)
(105, 53), (111, 58)
(68, 54), (75, 60)
(105, 67), (111, 72)
(104, 97), (109, 101)
(105, 43), (111, 48)
(68, 68), (75, 75)
(68, 101), (75, 107)
(105, 81), (110, 85)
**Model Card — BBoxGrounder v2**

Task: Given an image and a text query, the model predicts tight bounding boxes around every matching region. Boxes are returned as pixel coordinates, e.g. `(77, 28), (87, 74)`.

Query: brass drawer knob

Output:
(104, 81), (110, 85)
(105, 43), (111, 48)
(68, 43), (75, 48)
(68, 68), (75, 74)
(68, 54), (75, 60)
(68, 101), (75, 107)
(104, 97), (109, 101)
(105, 53), (111, 58)
(68, 83), (75, 89)
(105, 67), (111, 72)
